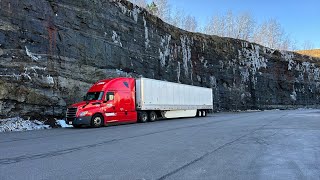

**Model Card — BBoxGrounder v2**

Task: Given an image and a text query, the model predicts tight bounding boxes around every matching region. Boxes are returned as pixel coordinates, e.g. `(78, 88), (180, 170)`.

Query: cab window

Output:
(106, 92), (114, 101)
(85, 92), (104, 101)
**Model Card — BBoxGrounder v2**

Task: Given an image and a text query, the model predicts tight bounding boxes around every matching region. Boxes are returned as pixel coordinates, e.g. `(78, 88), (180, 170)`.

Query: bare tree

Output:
(169, 8), (186, 29)
(183, 15), (198, 32)
(153, 0), (170, 21)
(234, 12), (255, 41)
(129, 1), (301, 51)
(302, 40), (315, 50)
(204, 14), (226, 37)
(252, 19), (285, 49)
(225, 10), (235, 38)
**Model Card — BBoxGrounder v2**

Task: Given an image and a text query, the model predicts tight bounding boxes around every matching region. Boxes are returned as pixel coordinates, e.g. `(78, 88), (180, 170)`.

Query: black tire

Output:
(203, 110), (207, 117)
(91, 114), (103, 128)
(199, 110), (204, 117)
(73, 124), (81, 128)
(148, 111), (157, 122)
(196, 110), (200, 117)
(139, 111), (148, 123)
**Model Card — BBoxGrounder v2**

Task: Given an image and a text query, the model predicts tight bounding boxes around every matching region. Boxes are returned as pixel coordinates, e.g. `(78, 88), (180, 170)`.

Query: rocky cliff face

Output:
(1, 0), (320, 118)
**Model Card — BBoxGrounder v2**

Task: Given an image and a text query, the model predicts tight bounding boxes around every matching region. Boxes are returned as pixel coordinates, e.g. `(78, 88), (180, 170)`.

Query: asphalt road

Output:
(1, 109), (320, 180)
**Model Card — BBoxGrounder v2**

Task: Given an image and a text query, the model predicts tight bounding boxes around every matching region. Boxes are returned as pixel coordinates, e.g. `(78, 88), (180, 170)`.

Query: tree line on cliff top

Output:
(129, 0), (314, 51)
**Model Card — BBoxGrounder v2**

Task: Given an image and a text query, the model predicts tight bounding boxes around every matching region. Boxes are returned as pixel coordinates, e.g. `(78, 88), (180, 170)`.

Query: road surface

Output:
(1, 109), (320, 180)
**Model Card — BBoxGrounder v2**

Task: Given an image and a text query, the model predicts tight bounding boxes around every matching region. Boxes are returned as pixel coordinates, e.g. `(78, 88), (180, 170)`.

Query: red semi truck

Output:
(65, 77), (213, 128)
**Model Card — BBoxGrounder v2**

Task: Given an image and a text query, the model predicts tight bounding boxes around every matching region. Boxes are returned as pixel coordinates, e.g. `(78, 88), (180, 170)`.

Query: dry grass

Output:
(296, 49), (320, 58)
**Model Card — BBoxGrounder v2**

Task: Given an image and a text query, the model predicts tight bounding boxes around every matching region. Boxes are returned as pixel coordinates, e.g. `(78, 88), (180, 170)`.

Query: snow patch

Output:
(132, 7), (141, 22)
(239, 67), (250, 82)
(159, 34), (171, 67)
(56, 120), (72, 128)
(177, 61), (181, 83)
(209, 76), (217, 89)
(46, 75), (54, 85)
(116, 2), (141, 23)
(25, 46), (41, 61)
(238, 44), (268, 86)
(281, 51), (294, 62)
(112, 31), (122, 47)
(180, 36), (192, 76)
(290, 90), (297, 101)
(143, 17), (150, 49)
(288, 59), (296, 70)
(0, 65), (46, 81)
(0, 117), (50, 133)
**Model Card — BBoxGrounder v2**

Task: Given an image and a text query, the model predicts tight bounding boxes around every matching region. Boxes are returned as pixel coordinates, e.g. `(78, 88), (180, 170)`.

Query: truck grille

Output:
(66, 107), (77, 119)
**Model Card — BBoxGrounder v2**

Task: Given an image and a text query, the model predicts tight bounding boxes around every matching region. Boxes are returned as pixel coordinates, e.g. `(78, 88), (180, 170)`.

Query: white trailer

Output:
(135, 78), (213, 118)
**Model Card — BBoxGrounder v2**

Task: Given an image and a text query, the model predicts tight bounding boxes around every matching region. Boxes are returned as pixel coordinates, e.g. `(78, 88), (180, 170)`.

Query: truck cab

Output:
(65, 78), (137, 128)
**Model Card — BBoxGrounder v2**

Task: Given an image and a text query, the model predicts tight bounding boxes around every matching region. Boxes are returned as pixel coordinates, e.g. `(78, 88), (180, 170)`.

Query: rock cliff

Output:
(1, 0), (320, 118)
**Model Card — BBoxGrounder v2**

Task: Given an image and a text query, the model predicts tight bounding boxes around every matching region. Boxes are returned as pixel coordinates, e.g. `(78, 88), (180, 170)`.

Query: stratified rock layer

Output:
(1, 0), (320, 118)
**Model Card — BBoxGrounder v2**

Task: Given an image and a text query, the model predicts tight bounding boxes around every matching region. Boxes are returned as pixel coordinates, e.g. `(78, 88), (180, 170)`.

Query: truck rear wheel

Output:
(202, 110), (207, 117)
(148, 111), (157, 122)
(91, 114), (103, 128)
(138, 111), (148, 123)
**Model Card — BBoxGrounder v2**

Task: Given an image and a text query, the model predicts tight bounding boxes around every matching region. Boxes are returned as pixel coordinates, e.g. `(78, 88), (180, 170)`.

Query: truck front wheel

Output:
(138, 111), (148, 123)
(91, 114), (103, 128)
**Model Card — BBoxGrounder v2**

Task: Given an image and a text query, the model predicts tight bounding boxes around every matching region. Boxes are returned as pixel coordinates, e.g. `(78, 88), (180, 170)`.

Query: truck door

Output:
(115, 91), (132, 122)
(103, 91), (120, 123)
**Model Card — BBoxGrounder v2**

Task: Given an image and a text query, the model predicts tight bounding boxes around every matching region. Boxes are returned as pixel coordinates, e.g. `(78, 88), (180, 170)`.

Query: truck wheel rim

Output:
(143, 114), (147, 121)
(94, 117), (102, 125)
(151, 113), (156, 121)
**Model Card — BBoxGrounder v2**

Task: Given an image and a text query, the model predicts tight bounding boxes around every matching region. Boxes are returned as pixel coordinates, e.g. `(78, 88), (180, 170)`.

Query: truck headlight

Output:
(79, 111), (89, 117)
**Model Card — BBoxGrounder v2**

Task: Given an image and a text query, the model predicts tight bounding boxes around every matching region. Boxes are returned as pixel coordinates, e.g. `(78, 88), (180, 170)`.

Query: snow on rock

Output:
(143, 16), (150, 49)
(180, 35), (192, 76)
(25, 46), (41, 61)
(116, 2), (141, 23)
(238, 44), (268, 86)
(56, 120), (73, 128)
(159, 34), (171, 67)
(290, 90), (297, 101)
(132, 6), (141, 22)
(177, 61), (181, 82)
(112, 31), (122, 47)
(0, 117), (50, 133)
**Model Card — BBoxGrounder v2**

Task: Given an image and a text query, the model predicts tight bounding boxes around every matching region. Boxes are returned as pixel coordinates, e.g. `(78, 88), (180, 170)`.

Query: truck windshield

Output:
(84, 92), (104, 101)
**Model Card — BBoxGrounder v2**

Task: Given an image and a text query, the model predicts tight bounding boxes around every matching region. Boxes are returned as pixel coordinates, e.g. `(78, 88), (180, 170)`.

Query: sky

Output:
(154, 0), (320, 49)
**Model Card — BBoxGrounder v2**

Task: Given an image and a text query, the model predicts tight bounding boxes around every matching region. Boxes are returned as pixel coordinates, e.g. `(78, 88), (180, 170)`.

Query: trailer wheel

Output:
(139, 111), (148, 123)
(148, 111), (157, 122)
(91, 114), (103, 128)
(199, 110), (205, 117)
(196, 110), (200, 117)
(203, 110), (207, 117)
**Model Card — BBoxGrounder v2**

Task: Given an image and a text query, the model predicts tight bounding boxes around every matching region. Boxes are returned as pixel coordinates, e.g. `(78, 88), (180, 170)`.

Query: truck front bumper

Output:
(66, 116), (92, 126)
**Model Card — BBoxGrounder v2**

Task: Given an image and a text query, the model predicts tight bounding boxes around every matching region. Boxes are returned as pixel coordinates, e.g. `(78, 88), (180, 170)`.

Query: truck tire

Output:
(199, 110), (205, 117)
(139, 111), (148, 123)
(91, 114), (103, 128)
(203, 110), (207, 117)
(148, 111), (157, 122)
